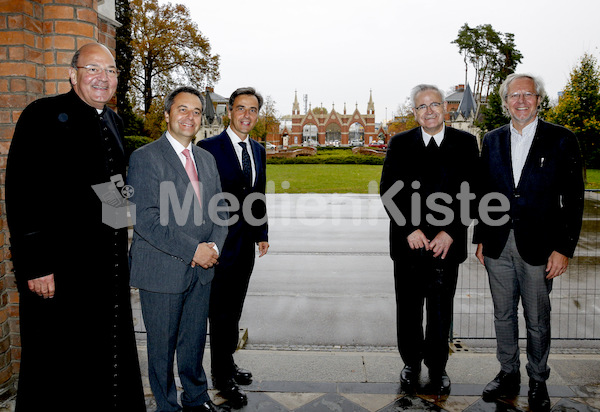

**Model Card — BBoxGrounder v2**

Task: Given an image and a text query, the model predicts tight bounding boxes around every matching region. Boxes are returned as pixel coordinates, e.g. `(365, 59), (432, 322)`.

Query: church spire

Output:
(367, 89), (375, 115)
(292, 90), (300, 115)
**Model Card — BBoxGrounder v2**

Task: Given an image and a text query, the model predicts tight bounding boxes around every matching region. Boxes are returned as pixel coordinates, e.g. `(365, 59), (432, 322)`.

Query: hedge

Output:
(267, 148), (384, 165)
(124, 135), (154, 159)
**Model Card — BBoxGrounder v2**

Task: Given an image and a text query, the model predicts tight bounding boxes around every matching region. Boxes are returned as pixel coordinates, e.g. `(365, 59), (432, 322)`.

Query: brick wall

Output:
(0, 0), (117, 401)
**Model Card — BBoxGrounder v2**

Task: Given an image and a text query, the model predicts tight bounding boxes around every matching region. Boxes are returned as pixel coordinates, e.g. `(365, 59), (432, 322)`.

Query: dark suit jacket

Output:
(128, 134), (228, 293)
(472, 119), (584, 265)
(198, 130), (268, 267)
(380, 126), (479, 264)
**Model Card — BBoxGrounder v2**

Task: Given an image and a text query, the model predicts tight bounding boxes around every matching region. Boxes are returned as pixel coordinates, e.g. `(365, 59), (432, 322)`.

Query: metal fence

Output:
(452, 191), (600, 340)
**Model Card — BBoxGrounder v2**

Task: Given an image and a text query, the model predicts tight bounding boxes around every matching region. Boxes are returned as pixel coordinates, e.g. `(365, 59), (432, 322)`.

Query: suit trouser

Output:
(140, 275), (211, 412)
(209, 244), (256, 380)
(484, 229), (552, 382)
(393, 254), (458, 373)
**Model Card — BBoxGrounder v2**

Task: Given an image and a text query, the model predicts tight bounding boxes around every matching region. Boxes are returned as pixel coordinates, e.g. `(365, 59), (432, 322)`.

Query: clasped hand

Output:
(191, 242), (218, 269)
(407, 229), (453, 259)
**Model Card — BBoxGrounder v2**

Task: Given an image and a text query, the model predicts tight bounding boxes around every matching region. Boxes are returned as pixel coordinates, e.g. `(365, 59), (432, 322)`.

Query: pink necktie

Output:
(182, 149), (201, 204)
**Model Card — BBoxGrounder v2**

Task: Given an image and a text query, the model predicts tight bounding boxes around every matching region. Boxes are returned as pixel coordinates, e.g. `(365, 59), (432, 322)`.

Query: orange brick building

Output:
(288, 90), (377, 146)
(0, 0), (119, 400)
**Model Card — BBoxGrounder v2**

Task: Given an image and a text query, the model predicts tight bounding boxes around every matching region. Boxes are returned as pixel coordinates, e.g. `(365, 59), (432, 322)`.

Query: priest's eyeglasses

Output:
(415, 102), (442, 112)
(76, 64), (120, 78)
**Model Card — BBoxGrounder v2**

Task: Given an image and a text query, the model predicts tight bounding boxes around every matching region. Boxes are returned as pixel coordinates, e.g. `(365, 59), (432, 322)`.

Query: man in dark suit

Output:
(128, 86), (228, 412)
(198, 87), (269, 408)
(6, 43), (145, 411)
(380, 84), (479, 395)
(474, 73), (584, 411)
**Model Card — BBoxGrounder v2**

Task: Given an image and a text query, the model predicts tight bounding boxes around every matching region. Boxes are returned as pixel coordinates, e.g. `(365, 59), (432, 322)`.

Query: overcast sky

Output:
(166, 0), (599, 123)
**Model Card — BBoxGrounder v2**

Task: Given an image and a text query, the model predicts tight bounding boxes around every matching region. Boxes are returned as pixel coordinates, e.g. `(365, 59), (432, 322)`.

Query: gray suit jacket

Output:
(128, 134), (228, 293)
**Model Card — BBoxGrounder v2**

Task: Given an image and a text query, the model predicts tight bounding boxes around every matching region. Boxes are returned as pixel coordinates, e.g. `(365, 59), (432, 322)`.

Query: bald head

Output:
(68, 43), (118, 109)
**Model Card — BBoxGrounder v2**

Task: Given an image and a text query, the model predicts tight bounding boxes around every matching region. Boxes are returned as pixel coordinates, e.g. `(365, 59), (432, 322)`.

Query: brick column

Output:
(0, 0), (105, 401)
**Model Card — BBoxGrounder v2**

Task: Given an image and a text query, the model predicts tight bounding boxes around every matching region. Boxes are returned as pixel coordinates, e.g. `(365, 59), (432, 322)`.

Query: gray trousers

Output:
(484, 230), (553, 382)
(140, 275), (212, 411)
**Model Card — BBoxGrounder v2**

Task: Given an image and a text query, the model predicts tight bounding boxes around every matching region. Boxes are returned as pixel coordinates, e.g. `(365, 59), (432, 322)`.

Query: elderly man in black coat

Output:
(6, 43), (145, 411)
(380, 84), (479, 396)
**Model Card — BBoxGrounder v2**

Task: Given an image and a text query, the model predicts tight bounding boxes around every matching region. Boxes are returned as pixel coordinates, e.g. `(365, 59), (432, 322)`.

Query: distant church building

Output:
(446, 84), (481, 138)
(194, 87), (228, 143)
(289, 91), (377, 146)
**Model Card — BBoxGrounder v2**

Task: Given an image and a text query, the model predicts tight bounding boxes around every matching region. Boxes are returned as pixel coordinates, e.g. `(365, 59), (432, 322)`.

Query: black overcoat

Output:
(6, 90), (145, 411)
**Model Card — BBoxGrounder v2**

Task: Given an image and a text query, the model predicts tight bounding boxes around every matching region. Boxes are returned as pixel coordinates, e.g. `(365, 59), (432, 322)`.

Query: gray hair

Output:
(499, 73), (546, 116)
(164, 86), (205, 114)
(410, 84), (445, 107)
(228, 87), (264, 111)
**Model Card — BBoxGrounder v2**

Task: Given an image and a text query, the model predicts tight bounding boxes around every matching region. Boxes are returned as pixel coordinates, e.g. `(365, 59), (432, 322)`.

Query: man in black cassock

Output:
(6, 43), (145, 411)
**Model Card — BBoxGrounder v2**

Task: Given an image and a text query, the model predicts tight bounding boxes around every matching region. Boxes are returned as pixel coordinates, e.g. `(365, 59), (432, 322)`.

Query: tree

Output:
(115, 0), (144, 135)
(476, 86), (509, 134)
(250, 96), (279, 142)
(452, 24), (522, 111)
(129, 0), (220, 115)
(546, 53), (600, 168)
(387, 99), (418, 135)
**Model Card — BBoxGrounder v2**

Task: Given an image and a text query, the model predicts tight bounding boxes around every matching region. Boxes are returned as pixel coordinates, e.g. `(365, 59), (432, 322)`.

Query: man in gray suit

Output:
(128, 86), (228, 412)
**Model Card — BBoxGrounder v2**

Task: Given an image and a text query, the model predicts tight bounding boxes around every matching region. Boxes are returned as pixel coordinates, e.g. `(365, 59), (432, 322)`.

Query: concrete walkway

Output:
(136, 341), (600, 411)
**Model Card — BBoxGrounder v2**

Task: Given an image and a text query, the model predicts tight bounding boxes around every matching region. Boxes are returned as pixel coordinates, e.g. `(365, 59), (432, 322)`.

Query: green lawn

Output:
(265, 165), (600, 193)
(586, 169), (600, 189)
(266, 164), (382, 193)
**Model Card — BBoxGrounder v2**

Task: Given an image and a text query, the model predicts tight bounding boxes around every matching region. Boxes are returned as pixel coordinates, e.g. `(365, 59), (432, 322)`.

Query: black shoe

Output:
(528, 379), (550, 411)
(214, 378), (248, 409)
(183, 401), (230, 412)
(428, 370), (451, 395)
(482, 370), (521, 400)
(234, 364), (253, 385)
(400, 365), (421, 392)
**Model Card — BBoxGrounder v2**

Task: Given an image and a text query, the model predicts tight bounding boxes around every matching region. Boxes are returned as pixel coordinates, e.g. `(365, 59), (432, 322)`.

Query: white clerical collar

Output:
(422, 124), (445, 146)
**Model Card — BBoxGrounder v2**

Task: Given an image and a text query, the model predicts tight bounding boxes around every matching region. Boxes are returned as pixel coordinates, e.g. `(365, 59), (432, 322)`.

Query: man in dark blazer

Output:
(380, 84), (479, 395)
(128, 87), (228, 412)
(198, 87), (269, 408)
(474, 73), (584, 411)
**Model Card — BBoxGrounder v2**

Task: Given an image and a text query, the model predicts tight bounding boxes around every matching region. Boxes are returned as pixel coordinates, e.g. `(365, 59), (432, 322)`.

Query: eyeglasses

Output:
(76, 64), (120, 78)
(506, 92), (539, 101)
(415, 102), (443, 112)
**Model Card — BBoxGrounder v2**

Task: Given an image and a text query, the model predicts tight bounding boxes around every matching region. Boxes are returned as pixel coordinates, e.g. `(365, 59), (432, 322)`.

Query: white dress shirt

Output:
(165, 131), (197, 171)
(510, 117), (538, 187)
(226, 126), (256, 186)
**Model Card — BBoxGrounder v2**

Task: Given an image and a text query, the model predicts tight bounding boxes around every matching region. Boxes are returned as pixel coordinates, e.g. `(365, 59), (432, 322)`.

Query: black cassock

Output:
(6, 90), (145, 411)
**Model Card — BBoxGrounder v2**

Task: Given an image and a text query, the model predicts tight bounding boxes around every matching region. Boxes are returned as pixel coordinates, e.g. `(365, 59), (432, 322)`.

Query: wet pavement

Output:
(134, 193), (600, 411)
(135, 343), (600, 412)
(3, 194), (599, 411)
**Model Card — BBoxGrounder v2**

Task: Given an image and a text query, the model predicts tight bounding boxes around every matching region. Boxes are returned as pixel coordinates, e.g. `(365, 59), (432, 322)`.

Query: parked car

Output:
(266, 142), (276, 149)
(368, 141), (387, 149)
(350, 139), (363, 147)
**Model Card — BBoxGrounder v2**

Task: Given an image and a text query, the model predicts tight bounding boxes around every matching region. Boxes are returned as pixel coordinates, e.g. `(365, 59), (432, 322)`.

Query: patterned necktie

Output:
(239, 141), (252, 186)
(182, 149), (201, 204)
